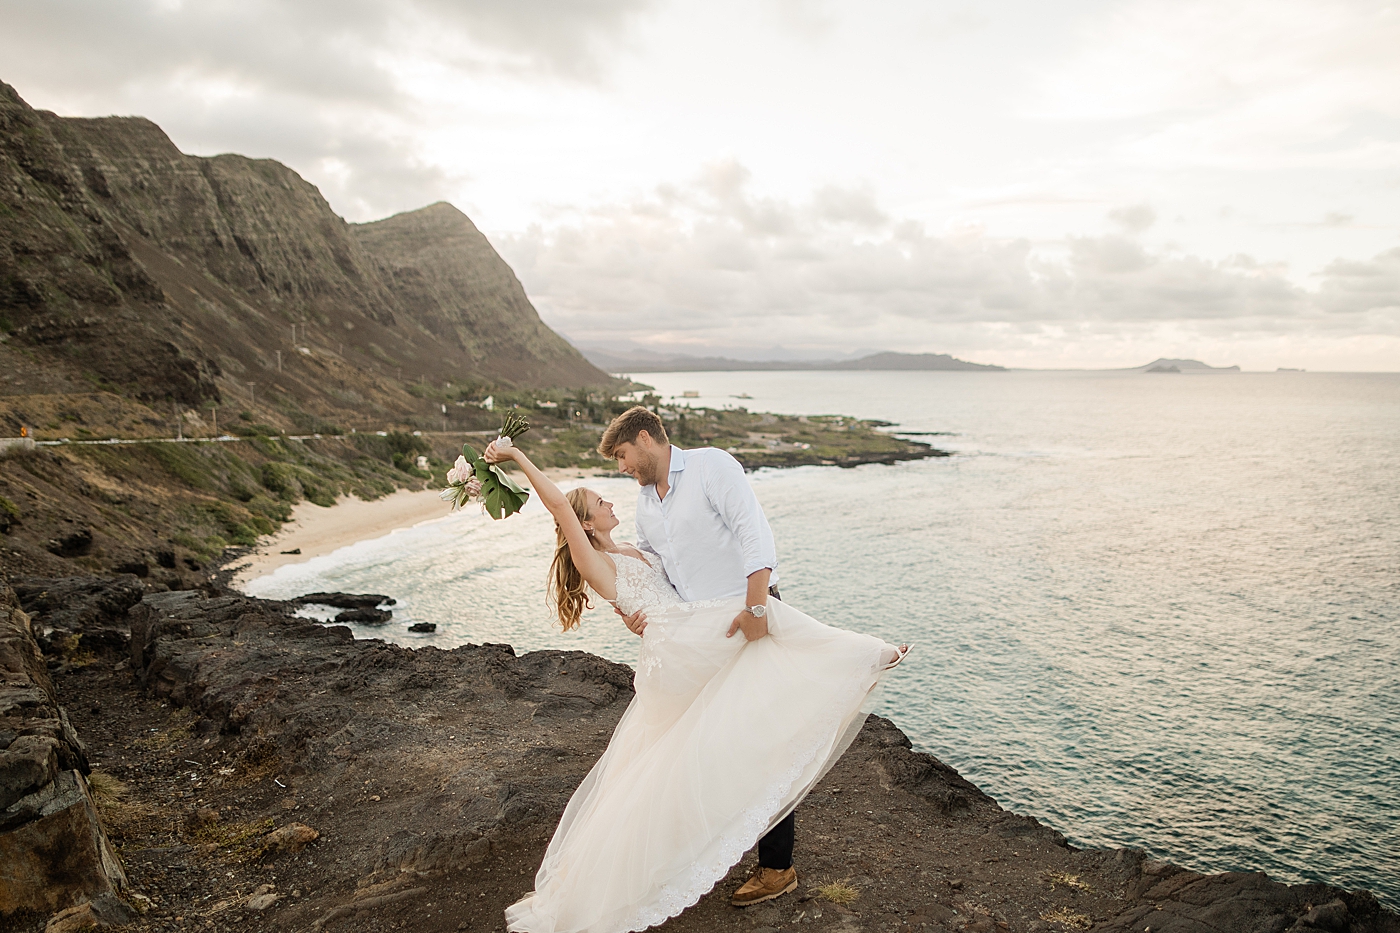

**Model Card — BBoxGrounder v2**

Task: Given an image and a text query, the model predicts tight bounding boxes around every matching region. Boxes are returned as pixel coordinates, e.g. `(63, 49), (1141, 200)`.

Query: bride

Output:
(488, 440), (909, 933)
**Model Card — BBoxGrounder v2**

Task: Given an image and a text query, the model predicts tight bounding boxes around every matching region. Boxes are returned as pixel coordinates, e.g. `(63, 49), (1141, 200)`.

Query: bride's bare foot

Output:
(884, 643), (913, 670)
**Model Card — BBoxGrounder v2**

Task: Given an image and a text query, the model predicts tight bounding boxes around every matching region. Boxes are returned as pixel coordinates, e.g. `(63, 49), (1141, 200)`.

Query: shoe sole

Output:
(731, 877), (798, 908)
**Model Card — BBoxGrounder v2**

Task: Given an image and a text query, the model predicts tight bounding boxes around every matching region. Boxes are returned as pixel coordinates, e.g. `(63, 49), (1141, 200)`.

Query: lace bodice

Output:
(611, 552), (682, 616)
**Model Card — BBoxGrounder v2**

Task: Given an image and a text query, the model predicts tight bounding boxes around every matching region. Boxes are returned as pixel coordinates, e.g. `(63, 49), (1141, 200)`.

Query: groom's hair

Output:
(598, 406), (668, 458)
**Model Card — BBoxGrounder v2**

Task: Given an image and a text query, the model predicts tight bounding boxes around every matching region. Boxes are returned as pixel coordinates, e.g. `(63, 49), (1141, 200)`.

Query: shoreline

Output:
(227, 467), (618, 588)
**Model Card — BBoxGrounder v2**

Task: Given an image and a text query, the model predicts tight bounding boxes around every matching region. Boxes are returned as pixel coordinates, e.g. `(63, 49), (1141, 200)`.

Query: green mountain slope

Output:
(1, 80), (611, 422)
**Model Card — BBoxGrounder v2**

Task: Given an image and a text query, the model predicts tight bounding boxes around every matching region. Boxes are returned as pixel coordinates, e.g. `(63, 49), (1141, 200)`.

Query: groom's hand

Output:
(727, 568), (773, 641)
(727, 608), (768, 641)
(615, 605), (647, 636)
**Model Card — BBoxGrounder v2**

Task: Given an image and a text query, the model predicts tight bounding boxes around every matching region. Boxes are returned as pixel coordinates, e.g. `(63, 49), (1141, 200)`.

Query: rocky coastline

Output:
(2, 574), (1395, 933)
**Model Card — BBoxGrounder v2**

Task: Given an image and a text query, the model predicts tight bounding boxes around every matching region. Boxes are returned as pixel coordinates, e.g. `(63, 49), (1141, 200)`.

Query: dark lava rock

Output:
(12, 575), (145, 631)
(407, 622), (436, 633)
(295, 592), (395, 610)
(12, 574), (144, 659)
(111, 559), (149, 578)
(1299, 898), (1352, 931)
(335, 608), (392, 625)
(45, 527), (93, 558)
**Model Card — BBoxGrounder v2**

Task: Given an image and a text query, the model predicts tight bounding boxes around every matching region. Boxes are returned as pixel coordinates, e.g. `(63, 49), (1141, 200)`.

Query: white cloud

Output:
(0, 0), (649, 218)
(1031, 0), (1400, 170)
(501, 161), (1399, 368)
(2, 0), (1397, 368)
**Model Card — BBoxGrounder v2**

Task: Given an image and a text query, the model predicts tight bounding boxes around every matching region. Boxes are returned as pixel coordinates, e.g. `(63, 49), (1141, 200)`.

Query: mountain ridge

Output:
(582, 348), (1007, 373)
(1, 80), (612, 428)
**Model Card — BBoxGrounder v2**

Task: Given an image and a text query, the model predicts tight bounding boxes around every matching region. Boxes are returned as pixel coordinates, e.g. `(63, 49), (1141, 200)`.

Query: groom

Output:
(599, 405), (800, 908)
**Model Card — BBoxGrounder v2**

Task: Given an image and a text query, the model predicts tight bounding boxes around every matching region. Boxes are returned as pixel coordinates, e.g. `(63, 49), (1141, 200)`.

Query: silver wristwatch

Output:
(746, 604), (767, 618)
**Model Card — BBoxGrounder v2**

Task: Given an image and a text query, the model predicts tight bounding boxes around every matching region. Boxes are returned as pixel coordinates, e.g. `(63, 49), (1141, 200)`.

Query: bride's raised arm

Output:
(483, 440), (615, 596)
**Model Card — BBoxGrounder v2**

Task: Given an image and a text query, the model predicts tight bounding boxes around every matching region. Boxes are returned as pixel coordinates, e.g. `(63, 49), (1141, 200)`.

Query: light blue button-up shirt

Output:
(635, 446), (780, 602)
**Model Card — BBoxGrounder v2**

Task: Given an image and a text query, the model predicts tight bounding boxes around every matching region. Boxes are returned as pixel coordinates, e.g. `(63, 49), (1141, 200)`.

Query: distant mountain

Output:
(836, 352), (1004, 371)
(583, 349), (1005, 373)
(1130, 358), (1241, 373)
(0, 80), (611, 421)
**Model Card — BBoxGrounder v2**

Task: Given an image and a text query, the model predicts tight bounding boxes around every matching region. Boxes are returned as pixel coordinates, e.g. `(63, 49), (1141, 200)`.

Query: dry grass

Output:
(1040, 906), (1093, 930)
(814, 878), (860, 905)
(224, 739), (282, 788)
(86, 772), (160, 837)
(1043, 869), (1092, 892)
(86, 771), (127, 803)
(133, 706), (195, 749)
(190, 816), (276, 860)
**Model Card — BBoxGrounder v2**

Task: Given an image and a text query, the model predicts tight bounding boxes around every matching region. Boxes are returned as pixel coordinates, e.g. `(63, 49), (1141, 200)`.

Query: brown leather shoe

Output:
(730, 866), (798, 907)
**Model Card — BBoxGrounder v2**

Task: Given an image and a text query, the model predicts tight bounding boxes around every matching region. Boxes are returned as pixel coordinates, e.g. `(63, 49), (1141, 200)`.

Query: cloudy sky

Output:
(4, 0), (1398, 370)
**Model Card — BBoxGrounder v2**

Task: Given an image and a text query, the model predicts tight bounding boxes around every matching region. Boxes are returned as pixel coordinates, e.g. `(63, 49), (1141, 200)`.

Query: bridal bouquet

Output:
(440, 412), (532, 519)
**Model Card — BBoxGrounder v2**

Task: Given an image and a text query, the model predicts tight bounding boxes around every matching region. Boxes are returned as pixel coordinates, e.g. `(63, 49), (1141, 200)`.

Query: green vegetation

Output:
(67, 432), (429, 558)
(505, 404), (944, 472)
(1, 381), (941, 577)
(0, 495), (19, 533)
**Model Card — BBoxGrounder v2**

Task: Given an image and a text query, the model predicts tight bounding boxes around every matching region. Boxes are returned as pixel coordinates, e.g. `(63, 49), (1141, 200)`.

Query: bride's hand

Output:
(483, 439), (518, 464)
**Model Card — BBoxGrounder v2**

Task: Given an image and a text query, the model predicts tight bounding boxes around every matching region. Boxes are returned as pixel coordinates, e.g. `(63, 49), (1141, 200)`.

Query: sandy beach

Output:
(228, 468), (617, 589)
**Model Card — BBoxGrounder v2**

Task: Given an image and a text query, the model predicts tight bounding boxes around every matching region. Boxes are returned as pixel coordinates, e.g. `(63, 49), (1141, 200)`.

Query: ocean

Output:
(243, 369), (1400, 906)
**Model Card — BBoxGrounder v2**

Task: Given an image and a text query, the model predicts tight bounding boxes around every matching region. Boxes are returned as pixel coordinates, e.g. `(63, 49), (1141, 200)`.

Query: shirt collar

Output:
(668, 445), (687, 473)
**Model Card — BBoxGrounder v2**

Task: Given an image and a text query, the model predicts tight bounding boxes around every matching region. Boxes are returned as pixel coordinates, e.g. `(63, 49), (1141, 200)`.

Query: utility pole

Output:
(211, 406), (218, 437)
(247, 382), (256, 408)
(277, 350), (282, 372)
(441, 403), (447, 434)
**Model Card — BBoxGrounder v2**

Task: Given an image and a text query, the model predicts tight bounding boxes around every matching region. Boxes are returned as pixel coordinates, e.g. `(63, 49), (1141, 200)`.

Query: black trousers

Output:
(757, 584), (795, 870)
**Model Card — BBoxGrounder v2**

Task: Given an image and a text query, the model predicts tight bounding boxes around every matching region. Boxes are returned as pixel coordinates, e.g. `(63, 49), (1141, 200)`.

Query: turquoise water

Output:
(244, 370), (1400, 906)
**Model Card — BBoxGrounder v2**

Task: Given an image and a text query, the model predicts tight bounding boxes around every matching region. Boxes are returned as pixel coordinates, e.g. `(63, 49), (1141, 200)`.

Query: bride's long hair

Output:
(549, 487), (596, 631)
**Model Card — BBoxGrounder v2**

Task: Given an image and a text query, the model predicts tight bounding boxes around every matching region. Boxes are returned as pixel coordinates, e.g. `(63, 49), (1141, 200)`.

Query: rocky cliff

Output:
(3, 574), (1395, 933)
(0, 80), (610, 420)
(0, 581), (131, 928)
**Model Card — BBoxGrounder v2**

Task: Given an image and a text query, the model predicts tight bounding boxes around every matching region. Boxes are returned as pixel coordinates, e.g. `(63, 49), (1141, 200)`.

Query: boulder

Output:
(0, 770), (127, 915)
(335, 607), (392, 625)
(265, 821), (319, 853)
(0, 582), (126, 919)
(294, 592), (395, 610)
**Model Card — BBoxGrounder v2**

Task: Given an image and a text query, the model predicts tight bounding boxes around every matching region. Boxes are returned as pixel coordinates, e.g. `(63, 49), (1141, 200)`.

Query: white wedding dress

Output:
(504, 553), (901, 933)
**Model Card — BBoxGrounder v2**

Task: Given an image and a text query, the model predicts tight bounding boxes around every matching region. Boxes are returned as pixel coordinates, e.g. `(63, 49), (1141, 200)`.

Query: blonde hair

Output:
(548, 487), (596, 631)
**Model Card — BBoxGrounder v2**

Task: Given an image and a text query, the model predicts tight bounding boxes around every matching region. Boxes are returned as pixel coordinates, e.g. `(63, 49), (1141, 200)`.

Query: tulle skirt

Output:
(504, 597), (898, 933)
